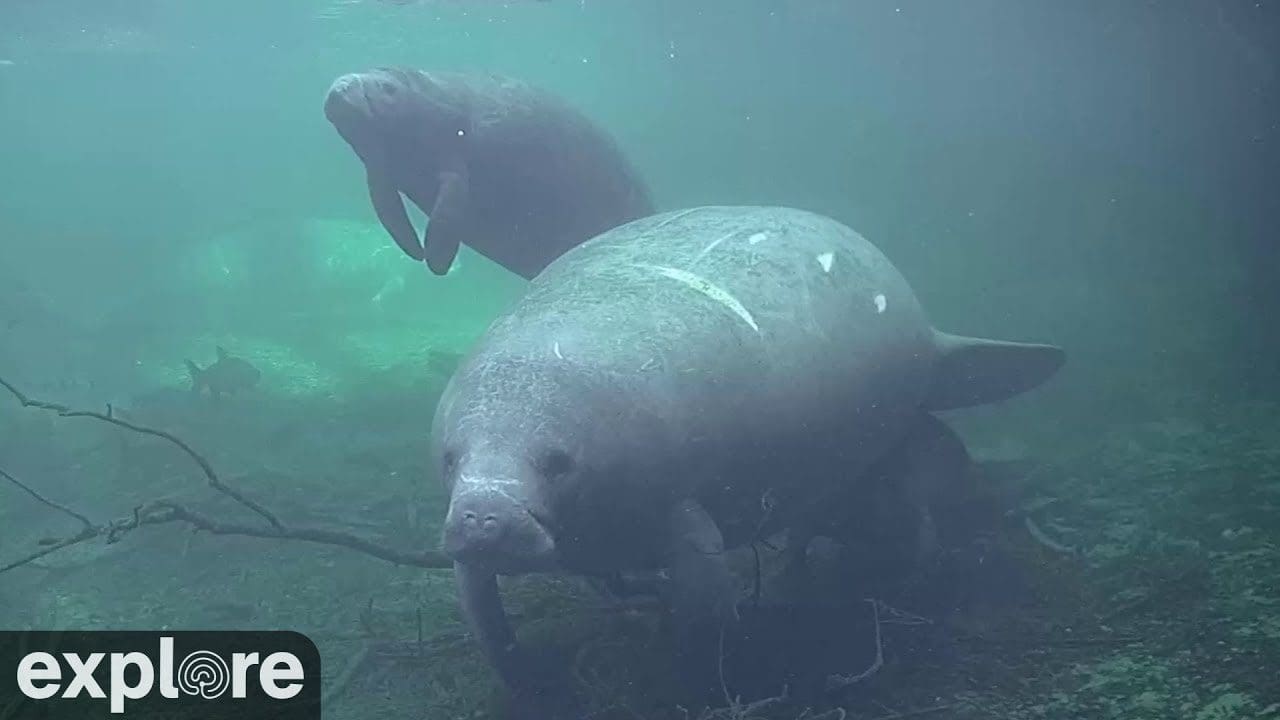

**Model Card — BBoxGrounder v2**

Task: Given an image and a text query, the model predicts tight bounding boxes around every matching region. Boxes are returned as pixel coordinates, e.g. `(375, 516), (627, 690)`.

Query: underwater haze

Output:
(1, 1), (1278, 719)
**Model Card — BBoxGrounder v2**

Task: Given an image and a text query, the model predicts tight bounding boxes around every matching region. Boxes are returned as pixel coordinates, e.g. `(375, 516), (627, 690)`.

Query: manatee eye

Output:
(537, 449), (574, 480)
(441, 449), (459, 477)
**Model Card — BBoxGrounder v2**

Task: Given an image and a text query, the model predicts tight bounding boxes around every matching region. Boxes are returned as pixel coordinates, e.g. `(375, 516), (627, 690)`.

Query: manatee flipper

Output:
(664, 499), (740, 707)
(454, 562), (578, 718)
(367, 169), (425, 261)
(924, 330), (1065, 411)
(781, 414), (969, 596)
(883, 413), (972, 565)
(766, 522), (823, 606)
(666, 499), (739, 628)
(454, 562), (521, 683)
(423, 169), (470, 276)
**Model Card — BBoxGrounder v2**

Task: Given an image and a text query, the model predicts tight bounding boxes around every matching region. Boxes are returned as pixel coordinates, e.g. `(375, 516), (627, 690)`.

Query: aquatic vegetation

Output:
(1029, 652), (1274, 720)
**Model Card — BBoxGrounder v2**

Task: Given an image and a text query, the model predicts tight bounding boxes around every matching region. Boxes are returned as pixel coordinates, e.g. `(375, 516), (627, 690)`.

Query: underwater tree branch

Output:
(0, 375), (282, 529)
(152, 502), (450, 568)
(319, 642), (373, 708)
(826, 598), (884, 691)
(0, 467), (93, 530)
(0, 476), (453, 576)
(0, 499), (166, 575)
(1021, 515), (1079, 556)
(1, 376), (282, 527)
(863, 704), (952, 720)
(0, 375), (454, 575)
(691, 690), (792, 720)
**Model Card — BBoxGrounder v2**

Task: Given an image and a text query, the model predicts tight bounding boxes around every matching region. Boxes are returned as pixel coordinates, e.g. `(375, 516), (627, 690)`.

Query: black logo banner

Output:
(0, 630), (321, 720)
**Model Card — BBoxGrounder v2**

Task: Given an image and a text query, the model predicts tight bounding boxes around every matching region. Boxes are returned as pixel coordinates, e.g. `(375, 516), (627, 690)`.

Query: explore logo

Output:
(1, 631), (320, 720)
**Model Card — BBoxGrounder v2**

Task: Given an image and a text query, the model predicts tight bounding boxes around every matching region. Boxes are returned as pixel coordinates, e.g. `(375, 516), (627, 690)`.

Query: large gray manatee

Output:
(430, 205), (1064, 711)
(324, 67), (654, 278)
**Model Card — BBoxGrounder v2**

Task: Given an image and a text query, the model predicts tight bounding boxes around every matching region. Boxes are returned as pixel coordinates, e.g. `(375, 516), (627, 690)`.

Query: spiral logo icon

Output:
(177, 650), (230, 699)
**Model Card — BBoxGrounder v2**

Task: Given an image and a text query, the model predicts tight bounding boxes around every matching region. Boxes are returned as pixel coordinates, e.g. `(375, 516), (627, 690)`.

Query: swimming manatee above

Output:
(429, 206), (1065, 716)
(324, 67), (654, 278)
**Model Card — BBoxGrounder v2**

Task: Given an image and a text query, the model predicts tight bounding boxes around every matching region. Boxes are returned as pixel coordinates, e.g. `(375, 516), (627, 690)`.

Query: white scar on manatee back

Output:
(636, 263), (761, 333)
(614, 217), (775, 335)
(622, 214), (884, 339)
(688, 230), (736, 266)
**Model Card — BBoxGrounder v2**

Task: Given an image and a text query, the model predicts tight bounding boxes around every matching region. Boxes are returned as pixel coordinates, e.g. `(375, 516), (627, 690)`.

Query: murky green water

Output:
(1, 2), (1277, 718)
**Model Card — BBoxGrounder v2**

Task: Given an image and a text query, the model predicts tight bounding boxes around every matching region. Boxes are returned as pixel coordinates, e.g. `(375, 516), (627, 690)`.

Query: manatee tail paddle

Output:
(924, 330), (1065, 411)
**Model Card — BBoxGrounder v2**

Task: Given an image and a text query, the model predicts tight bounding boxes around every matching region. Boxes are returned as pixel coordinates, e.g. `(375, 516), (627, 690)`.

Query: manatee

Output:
(324, 67), (654, 278)
(776, 412), (977, 606)
(184, 346), (260, 398)
(430, 206), (1064, 713)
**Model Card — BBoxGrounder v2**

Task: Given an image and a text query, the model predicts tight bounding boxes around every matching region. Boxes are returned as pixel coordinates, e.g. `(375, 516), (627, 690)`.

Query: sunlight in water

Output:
(1, 2), (1274, 718)
(306, 218), (402, 277)
(181, 235), (250, 291)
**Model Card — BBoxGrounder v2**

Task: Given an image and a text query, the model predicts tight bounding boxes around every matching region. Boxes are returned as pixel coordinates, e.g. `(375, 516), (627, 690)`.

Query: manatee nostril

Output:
(483, 515), (499, 529)
(331, 75), (357, 96)
(463, 511), (478, 523)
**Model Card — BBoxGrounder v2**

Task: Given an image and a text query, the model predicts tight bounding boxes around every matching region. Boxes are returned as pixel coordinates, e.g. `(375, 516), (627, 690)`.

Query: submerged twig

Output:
(865, 704), (952, 720)
(826, 599), (884, 691)
(0, 375), (453, 575)
(0, 467), (93, 530)
(320, 643), (373, 707)
(0, 501), (163, 574)
(148, 502), (451, 568)
(876, 601), (932, 627)
(1, 375), (281, 529)
(1, 489), (450, 578)
(1023, 515), (1078, 556)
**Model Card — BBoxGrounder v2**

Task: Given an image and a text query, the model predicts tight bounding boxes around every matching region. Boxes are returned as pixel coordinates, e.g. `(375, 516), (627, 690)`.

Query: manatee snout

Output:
(325, 70), (413, 125)
(324, 73), (374, 124)
(443, 485), (557, 571)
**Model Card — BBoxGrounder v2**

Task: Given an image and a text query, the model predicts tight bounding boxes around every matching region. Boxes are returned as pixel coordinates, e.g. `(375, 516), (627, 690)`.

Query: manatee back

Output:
(452, 72), (654, 266)
(448, 206), (938, 489)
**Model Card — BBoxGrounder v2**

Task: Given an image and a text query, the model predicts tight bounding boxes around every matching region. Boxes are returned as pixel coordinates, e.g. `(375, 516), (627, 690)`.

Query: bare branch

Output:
(1022, 515), (1078, 556)
(866, 704), (953, 720)
(0, 488), (452, 576)
(0, 526), (104, 574)
(826, 598), (884, 691)
(0, 502), (166, 575)
(0, 375), (454, 575)
(0, 467), (93, 530)
(153, 502), (450, 568)
(1, 375), (281, 529)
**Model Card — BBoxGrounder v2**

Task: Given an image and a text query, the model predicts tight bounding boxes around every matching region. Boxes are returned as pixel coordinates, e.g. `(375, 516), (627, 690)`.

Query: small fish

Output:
(37, 537), (60, 546)
(0, 60), (16, 67)
(185, 346), (262, 399)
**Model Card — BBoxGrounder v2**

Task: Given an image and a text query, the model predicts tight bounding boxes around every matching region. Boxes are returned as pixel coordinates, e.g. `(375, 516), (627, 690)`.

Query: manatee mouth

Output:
(324, 74), (371, 123)
(441, 491), (559, 573)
